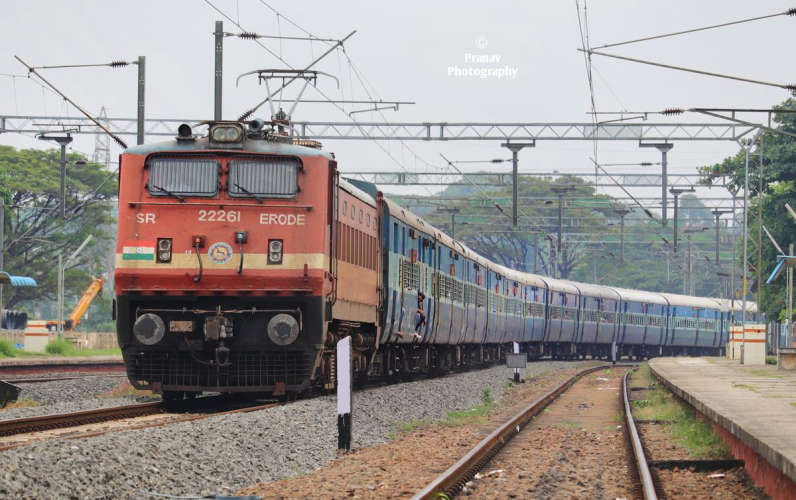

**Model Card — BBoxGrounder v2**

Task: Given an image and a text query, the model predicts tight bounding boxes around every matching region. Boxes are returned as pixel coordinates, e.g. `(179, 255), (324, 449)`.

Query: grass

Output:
(631, 363), (728, 458)
(100, 381), (152, 399)
(397, 419), (431, 432)
(748, 369), (787, 378)
(1, 398), (40, 411)
(767, 356), (777, 365)
(0, 339), (36, 358)
(790, 402), (796, 408)
(731, 382), (759, 391)
(44, 339), (120, 357)
(0, 338), (120, 358)
(440, 388), (496, 427)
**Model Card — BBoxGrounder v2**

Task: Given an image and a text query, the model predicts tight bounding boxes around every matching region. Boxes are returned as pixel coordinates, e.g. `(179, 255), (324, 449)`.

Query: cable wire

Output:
(593, 7), (796, 50)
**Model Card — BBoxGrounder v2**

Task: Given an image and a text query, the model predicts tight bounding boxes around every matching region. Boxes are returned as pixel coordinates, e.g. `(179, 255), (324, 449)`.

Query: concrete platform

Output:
(650, 357), (796, 499)
(0, 355), (122, 367)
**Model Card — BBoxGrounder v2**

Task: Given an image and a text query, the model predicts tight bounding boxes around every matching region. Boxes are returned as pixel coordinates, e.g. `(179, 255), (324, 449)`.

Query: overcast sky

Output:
(1, 1), (793, 209)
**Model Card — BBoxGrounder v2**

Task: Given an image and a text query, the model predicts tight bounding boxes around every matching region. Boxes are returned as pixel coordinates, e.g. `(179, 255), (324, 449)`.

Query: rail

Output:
(623, 369), (658, 500)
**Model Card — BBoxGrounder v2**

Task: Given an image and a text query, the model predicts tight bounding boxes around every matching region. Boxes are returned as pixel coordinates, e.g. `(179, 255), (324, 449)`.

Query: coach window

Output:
(393, 222), (399, 253)
(366, 213), (370, 228)
(343, 200), (347, 216)
(351, 205), (355, 220)
(359, 209), (363, 224)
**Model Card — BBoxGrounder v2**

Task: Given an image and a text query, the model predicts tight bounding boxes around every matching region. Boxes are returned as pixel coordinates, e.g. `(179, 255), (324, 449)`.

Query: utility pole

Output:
(669, 186), (695, 254)
(640, 142), (674, 225)
(0, 198), (4, 323)
(712, 209), (732, 298)
(789, 243), (794, 346)
(757, 133), (764, 322)
(613, 206), (631, 263)
(37, 133), (73, 218)
(545, 235), (555, 278)
(137, 56), (145, 145)
(214, 20), (223, 120)
(58, 235), (93, 337)
(740, 140), (753, 364)
(551, 185), (575, 278)
(436, 207), (460, 239)
(684, 238), (690, 295)
(592, 246), (597, 282)
(533, 232), (538, 273)
(501, 141), (535, 227)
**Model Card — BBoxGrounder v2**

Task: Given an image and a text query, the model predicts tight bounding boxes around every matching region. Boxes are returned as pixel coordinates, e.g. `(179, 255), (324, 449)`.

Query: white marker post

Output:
(513, 342), (520, 384)
(336, 336), (352, 451)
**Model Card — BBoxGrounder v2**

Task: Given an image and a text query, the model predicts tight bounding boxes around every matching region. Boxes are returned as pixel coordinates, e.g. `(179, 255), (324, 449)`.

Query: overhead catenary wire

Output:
(593, 7), (796, 50)
(580, 48), (796, 93)
(13, 55), (128, 149)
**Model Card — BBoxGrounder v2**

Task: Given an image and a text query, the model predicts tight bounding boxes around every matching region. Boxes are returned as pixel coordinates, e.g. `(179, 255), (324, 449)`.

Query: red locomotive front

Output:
(114, 121), (336, 398)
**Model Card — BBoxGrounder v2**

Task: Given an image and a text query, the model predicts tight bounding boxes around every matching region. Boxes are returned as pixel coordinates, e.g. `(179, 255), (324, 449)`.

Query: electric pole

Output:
(37, 133), (73, 218)
(436, 207), (460, 239)
(214, 20), (223, 120)
(501, 141), (535, 227)
(551, 185), (575, 278)
(137, 56), (145, 145)
(669, 186), (695, 254)
(640, 142), (674, 225)
(613, 206), (631, 263)
(712, 209), (732, 297)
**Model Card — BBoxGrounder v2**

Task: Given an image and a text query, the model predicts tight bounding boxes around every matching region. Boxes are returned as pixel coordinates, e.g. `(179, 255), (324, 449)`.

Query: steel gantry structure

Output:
(342, 171), (726, 188)
(0, 115), (758, 141)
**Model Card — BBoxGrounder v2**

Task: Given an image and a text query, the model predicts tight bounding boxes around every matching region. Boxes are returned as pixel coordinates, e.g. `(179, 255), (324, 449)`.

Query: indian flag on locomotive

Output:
(122, 240), (156, 261)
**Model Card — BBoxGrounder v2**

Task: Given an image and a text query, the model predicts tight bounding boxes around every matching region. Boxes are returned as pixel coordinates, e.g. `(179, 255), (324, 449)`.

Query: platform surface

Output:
(650, 357), (796, 484)
(0, 355), (122, 367)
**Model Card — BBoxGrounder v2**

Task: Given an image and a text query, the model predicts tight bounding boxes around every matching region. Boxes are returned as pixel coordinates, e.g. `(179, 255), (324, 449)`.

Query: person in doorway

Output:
(414, 291), (426, 340)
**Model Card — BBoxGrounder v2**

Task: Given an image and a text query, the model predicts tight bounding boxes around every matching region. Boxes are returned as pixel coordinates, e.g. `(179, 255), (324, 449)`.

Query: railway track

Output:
(412, 364), (649, 499)
(0, 396), (281, 451)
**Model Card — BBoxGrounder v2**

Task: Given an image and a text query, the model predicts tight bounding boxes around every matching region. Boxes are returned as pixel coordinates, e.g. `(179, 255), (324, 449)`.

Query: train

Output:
(114, 119), (758, 399)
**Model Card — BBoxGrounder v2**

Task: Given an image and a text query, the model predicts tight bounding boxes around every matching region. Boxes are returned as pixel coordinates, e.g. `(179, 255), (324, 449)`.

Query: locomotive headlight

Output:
(133, 313), (166, 345)
(156, 238), (172, 263)
(267, 313), (299, 346)
(210, 124), (243, 143)
(268, 239), (283, 264)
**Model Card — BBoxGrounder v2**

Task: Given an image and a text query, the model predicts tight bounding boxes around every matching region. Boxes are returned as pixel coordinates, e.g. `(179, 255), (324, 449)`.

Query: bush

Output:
(0, 339), (14, 357)
(45, 338), (75, 355)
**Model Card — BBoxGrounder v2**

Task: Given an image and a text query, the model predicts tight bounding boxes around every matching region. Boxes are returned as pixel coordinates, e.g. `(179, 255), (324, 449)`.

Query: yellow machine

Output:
(45, 277), (105, 332)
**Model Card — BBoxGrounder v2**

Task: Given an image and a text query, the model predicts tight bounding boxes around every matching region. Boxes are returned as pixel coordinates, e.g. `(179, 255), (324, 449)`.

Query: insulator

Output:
(661, 108), (684, 116)
(786, 8), (796, 16)
(239, 32), (259, 40)
(109, 60), (129, 68)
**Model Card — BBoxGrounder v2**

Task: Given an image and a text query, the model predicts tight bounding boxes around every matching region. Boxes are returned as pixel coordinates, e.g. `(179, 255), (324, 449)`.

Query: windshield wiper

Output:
(151, 184), (185, 202)
(234, 183), (263, 203)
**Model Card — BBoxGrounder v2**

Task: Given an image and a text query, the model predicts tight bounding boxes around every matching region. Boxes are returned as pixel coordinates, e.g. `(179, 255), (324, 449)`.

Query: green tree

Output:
(0, 146), (117, 312)
(700, 98), (796, 321)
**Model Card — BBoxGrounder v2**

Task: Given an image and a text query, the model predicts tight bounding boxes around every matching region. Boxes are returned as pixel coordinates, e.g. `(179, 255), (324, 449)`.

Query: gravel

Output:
(0, 360), (582, 499)
(0, 375), (155, 421)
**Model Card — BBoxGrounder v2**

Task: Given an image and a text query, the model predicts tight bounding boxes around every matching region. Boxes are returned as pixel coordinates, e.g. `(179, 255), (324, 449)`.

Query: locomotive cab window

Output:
(228, 157), (300, 198)
(147, 158), (219, 197)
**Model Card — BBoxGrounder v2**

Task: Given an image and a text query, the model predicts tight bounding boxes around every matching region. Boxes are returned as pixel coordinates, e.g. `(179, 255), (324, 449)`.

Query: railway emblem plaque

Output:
(207, 242), (233, 264)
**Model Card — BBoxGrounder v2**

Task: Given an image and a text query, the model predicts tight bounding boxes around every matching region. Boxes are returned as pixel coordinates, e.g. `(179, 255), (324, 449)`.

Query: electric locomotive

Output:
(115, 120), (348, 399)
